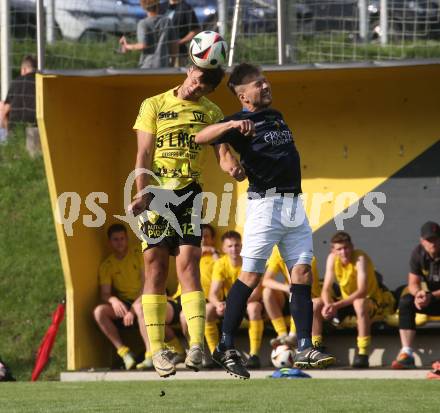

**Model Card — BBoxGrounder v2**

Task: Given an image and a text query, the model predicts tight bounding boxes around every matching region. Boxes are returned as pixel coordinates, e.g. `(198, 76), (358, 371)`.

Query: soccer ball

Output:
(189, 31), (228, 69)
(271, 344), (295, 369)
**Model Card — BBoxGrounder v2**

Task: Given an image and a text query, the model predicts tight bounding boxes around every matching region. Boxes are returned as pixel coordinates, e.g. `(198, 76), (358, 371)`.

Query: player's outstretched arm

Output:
(195, 119), (255, 144)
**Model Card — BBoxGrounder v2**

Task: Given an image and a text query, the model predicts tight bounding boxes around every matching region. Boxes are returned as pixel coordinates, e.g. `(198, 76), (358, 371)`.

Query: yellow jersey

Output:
(266, 246), (321, 298)
(334, 249), (380, 301)
(173, 253), (217, 300)
(212, 255), (241, 301)
(98, 247), (144, 302)
(133, 87), (224, 190)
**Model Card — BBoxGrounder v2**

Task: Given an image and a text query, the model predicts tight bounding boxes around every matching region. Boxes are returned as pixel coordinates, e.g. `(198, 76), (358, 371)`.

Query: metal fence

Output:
(1, 0), (440, 97)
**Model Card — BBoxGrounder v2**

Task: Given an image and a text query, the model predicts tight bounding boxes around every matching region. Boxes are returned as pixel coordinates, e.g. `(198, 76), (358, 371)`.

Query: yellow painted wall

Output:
(37, 64), (440, 370)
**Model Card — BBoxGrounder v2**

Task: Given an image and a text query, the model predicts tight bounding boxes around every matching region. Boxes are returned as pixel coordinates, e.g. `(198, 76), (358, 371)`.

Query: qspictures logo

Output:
(54, 169), (387, 241)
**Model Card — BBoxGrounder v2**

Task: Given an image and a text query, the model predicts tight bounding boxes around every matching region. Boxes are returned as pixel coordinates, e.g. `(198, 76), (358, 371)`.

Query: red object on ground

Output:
(31, 302), (65, 381)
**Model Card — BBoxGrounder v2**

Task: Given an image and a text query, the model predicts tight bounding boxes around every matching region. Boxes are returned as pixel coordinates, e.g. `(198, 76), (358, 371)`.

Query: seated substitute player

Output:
(93, 224), (152, 370)
(392, 221), (440, 369)
(321, 231), (395, 369)
(195, 63), (335, 378)
(172, 224), (220, 358)
(263, 246), (324, 350)
(129, 65), (244, 377)
(208, 231), (264, 369)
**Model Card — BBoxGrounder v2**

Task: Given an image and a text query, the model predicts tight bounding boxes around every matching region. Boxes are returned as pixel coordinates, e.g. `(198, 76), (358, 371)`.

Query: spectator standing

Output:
(392, 221), (440, 369)
(119, 0), (178, 69)
(161, 0), (200, 66)
(0, 55), (37, 140)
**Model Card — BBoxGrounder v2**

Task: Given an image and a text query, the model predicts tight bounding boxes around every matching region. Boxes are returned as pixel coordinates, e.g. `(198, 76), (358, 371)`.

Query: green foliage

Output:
(0, 127), (65, 381)
(0, 379), (439, 412)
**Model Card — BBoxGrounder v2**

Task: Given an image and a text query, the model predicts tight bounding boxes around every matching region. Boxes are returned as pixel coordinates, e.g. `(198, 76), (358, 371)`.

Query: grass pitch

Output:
(0, 379), (439, 413)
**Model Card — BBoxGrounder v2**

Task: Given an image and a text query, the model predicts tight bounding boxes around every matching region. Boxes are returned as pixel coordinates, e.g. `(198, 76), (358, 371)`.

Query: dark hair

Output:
(221, 230), (241, 243)
(201, 224), (216, 238)
(331, 231), (352, 245)
(140, 0), (160, 12)
(192, 65), (225, 90)
(227, 63), (261, 95)
(107, 223), (127, 239)
(21, 55), (37, 71)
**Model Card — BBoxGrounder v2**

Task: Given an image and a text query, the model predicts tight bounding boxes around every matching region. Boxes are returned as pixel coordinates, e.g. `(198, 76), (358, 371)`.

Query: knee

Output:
(247, 301), (262, 319)
(262, 287), (274, 304)
(399, 294), (415, 312)
(133, 301), (143, 317)
(93, 304), (108, 322)
(291, 264), (312, 284)
(240, 272), (260, 289)
(313, 297), (324, 314)
(353, 298), (368, 316)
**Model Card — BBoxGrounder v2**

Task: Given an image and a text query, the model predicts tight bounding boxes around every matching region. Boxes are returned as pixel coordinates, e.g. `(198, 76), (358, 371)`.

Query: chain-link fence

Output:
(1, 0), (440, 91)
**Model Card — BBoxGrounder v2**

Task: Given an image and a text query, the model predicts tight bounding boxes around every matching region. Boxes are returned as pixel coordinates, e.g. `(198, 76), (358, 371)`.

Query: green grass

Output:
(0, 127), (66, 381)
(0, 380), (439, 412)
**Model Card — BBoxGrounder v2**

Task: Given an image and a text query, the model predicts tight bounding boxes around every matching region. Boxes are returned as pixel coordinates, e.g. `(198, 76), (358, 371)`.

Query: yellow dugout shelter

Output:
(37, 62), (440, 370)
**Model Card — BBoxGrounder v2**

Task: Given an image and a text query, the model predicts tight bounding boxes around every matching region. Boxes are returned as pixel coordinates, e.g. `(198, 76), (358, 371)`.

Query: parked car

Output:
(368, 0), (440, 40)
(11, 0), (146, 41)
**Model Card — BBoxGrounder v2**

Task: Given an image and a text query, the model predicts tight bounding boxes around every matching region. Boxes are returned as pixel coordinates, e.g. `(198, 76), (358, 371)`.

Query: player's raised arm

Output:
(195, 119), (255, 144)
(128, 130), (156, 216)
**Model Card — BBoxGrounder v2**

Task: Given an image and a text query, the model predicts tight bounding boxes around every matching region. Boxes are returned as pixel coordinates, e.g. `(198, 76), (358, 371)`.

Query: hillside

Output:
(0, 127), (66, 380)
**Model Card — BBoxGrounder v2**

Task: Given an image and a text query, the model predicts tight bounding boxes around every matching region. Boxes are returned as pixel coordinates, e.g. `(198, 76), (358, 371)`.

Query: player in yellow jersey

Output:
(208, 231), (264, 369)
(262, 246), (324, 350)
(321, 231), (395, 368)
(128, 66), (244, 377)
(93, 224), (151, 370)
(172, 224), (220, 360)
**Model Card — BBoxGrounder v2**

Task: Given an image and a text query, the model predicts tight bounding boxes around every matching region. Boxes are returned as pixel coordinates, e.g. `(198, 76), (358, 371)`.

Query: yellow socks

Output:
(249, 319), (264, 356)
(141, 294), (167, 354)
(357, 336), (371, 356)
(166, 336), (185, 355)
(271, 317), (288, 337)
(312, 335), (323, 348)
(117, 345), (130, 358)
(181, 291), (206, 347)
(289, 317), (297, 335)
(205, 321), (219, 354)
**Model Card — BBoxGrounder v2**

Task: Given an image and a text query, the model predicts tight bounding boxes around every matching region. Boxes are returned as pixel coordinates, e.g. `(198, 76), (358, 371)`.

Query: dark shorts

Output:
(168, 298), (182, 325)
(140, 182), (202, 255)
(114, 300), (137, 329)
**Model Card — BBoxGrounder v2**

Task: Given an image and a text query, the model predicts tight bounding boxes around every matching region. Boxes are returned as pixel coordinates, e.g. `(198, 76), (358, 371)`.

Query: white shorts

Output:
(241, 195), (313, 273)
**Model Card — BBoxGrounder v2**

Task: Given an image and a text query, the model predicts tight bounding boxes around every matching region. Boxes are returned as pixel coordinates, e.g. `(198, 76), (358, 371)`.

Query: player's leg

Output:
(164, 300), (186, 363)
(263, 288), (289, 346)
(176, 244), (205, 371)
(211, 269), (261, 378)
(246, 300), (264, 369)
(141, 245), (176, 377)
(312, 297), (324, 349)
(392, 293), (417, 369)
(279, 196), (335, 368)
(352, 298), (371, 368)
(205, 302), (219, 355)
(93, 303), (136, 370)
(131, 300), (153, 370)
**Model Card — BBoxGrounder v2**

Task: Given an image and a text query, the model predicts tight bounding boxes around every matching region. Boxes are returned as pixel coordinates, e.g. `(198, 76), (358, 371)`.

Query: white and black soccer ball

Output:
(189, 31), (228, 69)
(271, 344), (295, 369)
